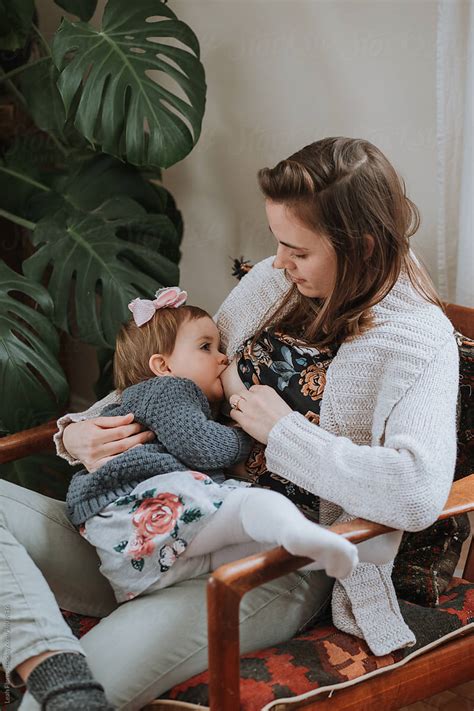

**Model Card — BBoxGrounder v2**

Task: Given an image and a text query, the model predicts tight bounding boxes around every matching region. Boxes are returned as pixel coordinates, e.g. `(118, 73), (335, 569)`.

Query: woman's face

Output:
(266, 200), (337, 299)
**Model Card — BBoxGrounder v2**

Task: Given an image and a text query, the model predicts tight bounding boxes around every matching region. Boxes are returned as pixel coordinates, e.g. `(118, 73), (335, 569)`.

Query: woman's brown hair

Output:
(114, 304), (209, 392)
(255, 137), (443, 349)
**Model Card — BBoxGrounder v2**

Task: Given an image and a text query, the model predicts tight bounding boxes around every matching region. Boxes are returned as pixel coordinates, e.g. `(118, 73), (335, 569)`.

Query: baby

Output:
(66, 287), (358, 603)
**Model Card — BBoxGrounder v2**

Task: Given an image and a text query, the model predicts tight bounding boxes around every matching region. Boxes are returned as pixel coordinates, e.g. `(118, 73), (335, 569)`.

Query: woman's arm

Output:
(54, 390), (121, 464)
(55, 391), (154, 471)
(232, 336), (460, 532)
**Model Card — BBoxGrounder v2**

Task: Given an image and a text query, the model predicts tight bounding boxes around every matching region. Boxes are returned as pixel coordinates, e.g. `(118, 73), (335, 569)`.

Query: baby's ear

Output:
(149, 354), (171, 377)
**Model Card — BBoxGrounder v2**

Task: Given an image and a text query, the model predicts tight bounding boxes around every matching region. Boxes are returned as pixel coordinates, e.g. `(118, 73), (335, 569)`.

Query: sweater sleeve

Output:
(54, 390), (122, 465)
(265, 335), (459, 532)
(146, 380), (253, 469)
(214, 256), (292, 356)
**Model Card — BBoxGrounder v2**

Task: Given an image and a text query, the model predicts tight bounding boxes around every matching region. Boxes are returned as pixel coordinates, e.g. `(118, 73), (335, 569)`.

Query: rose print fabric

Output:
(79, 471), (249, 602)
(236, 328), (340, 522)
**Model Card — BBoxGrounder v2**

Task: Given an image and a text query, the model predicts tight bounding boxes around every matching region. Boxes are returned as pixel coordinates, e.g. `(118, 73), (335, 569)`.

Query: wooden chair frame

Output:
(0, 302), (472, 711)
(206, 475), (474, 710)
(203, 302), (474, 711)
(0, 426), (472, 711)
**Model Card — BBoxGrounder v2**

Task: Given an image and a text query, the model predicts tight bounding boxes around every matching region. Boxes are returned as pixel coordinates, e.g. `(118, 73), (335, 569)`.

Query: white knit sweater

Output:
(56, 256), (459, 656)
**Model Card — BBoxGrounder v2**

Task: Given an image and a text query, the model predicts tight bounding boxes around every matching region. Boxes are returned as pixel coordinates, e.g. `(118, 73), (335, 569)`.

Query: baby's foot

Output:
(282, 522), (359, 579)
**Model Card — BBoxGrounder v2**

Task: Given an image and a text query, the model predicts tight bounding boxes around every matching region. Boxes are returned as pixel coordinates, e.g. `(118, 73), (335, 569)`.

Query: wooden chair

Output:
(0, 303), (473, 711)
(202, 302), (474, 711)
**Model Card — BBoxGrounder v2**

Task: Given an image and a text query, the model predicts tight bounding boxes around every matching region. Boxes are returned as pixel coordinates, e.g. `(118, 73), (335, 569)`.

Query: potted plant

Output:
(0, 0), (206, 492)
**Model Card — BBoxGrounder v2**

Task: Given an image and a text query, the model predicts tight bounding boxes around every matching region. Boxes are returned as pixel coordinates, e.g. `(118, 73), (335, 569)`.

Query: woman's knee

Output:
(0, 479), (17, 525)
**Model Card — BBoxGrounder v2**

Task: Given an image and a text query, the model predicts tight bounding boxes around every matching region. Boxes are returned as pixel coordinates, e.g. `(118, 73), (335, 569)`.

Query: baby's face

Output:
(166, 316), (229, 401)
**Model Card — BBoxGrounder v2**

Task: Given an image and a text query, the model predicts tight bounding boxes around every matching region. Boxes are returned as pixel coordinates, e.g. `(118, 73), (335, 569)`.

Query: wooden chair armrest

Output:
(207, 473), (474, 711)
(0, 421), (58, 464)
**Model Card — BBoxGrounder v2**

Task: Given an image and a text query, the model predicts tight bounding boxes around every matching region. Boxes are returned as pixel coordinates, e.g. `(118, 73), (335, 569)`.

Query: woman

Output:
(0, 137), (459, 710)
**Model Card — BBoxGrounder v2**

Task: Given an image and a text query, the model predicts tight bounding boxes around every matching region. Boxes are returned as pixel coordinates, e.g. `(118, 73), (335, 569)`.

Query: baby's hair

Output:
(114, 304), (210, 392)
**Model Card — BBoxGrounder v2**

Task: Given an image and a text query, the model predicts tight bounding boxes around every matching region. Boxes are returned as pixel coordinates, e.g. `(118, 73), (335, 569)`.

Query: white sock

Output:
(186, 488), (358, 579)
(238, 489), (358, 579)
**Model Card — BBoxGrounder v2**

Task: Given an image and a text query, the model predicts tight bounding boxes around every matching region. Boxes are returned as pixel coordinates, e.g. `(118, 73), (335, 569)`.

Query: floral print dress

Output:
(236, 328), (340, 522)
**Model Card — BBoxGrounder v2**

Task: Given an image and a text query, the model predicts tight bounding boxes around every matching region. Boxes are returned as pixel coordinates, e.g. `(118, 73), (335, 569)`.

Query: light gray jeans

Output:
(0, 479), (334, 710)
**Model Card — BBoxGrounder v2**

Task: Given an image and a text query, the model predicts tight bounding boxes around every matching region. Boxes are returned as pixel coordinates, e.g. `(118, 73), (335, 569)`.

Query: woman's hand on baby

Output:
(228, 385), (292, 443)
(63, 414), (155, 472)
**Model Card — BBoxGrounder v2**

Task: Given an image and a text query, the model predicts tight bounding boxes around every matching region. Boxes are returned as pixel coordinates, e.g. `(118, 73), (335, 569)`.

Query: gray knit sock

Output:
(26, 652), (115, 710)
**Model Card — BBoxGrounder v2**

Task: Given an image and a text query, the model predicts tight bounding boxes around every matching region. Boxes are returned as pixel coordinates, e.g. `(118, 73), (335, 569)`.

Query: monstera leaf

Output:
(19, 57), (67, 138)
(18, 57), (94, 153)
(0, 0), (34, 51)
(52, 0), (206, 169)
(0, 262), (68, 434)
(53, 0), (98, 22)
(23, 205), (180, 348)
(57, 154), (163, 213)
(0, 139), (55, 220)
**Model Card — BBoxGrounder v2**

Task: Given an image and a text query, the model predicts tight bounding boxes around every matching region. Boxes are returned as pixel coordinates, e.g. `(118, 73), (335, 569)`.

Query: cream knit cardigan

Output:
(56, 256), (459, 656)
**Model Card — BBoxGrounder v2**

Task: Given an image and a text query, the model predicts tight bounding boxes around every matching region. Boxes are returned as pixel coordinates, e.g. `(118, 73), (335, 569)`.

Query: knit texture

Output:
(26, 652), (114, 710)
(66, 377), (252, 526)
(57, 254), (459, 656)
(219, 256), (458, 655)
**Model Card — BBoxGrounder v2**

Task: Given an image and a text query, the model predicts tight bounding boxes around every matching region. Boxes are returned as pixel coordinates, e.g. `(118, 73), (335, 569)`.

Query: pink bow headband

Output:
(128, 287), (188, 327)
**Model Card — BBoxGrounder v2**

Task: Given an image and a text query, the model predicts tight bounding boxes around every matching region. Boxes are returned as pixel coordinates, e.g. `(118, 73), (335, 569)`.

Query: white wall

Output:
(37, 0), (440, 403)
(164, 0), (438, 314)
(39, 0), (439, 316)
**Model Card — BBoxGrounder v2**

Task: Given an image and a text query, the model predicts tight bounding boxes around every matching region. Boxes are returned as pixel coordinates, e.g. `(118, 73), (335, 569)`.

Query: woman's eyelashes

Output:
(291, 253), (307, 260)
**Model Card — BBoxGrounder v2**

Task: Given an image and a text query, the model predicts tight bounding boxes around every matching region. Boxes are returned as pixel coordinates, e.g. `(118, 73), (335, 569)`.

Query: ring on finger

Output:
(231, 395), (244, 411)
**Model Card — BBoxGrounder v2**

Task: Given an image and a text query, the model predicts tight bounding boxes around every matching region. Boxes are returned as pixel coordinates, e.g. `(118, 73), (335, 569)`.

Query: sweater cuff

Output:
(54, 414), (88, 466)
(266, 411), (334, 480)
(236, 430), (253, 462)
(54, 390), (122, 466)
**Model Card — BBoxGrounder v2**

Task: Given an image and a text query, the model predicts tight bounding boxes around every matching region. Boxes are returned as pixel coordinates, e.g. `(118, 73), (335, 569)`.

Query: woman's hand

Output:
(62, 414), (155, 472)
(228, 385), (292, 444)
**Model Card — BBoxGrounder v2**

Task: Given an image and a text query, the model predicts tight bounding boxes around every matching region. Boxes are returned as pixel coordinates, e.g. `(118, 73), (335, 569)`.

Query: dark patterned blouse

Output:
(236, 328), (340, 522)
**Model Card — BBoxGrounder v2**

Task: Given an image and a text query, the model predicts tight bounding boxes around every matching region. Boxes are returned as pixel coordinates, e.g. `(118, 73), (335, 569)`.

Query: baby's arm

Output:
(146, 379), (252, 470)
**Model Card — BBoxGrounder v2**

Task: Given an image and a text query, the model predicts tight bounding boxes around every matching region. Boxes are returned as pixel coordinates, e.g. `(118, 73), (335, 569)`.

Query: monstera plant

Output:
(0, 0), (206, 490)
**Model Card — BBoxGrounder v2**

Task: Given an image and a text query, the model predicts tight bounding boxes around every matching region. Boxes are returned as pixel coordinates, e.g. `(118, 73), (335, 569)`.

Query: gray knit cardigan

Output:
(65, 376), (252, 526)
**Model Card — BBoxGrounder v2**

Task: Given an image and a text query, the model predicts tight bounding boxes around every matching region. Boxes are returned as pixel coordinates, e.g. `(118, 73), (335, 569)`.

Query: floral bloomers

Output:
(79, 471), (248, 602)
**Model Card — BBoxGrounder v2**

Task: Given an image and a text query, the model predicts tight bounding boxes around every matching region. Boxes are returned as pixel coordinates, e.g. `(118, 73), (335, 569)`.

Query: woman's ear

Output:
(149, 354), (171, 377)
(364, 234), (375, 260)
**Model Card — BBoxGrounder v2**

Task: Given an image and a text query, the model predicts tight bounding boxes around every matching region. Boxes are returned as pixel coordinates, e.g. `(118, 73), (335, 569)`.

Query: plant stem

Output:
(0, 68), (28, 108)
(0, 166), (51, 192)
(32, 24), (52, 57)
(0, 56), (50, 83)
(0, 208), (36, 231)
(44, 130), (69, 159)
